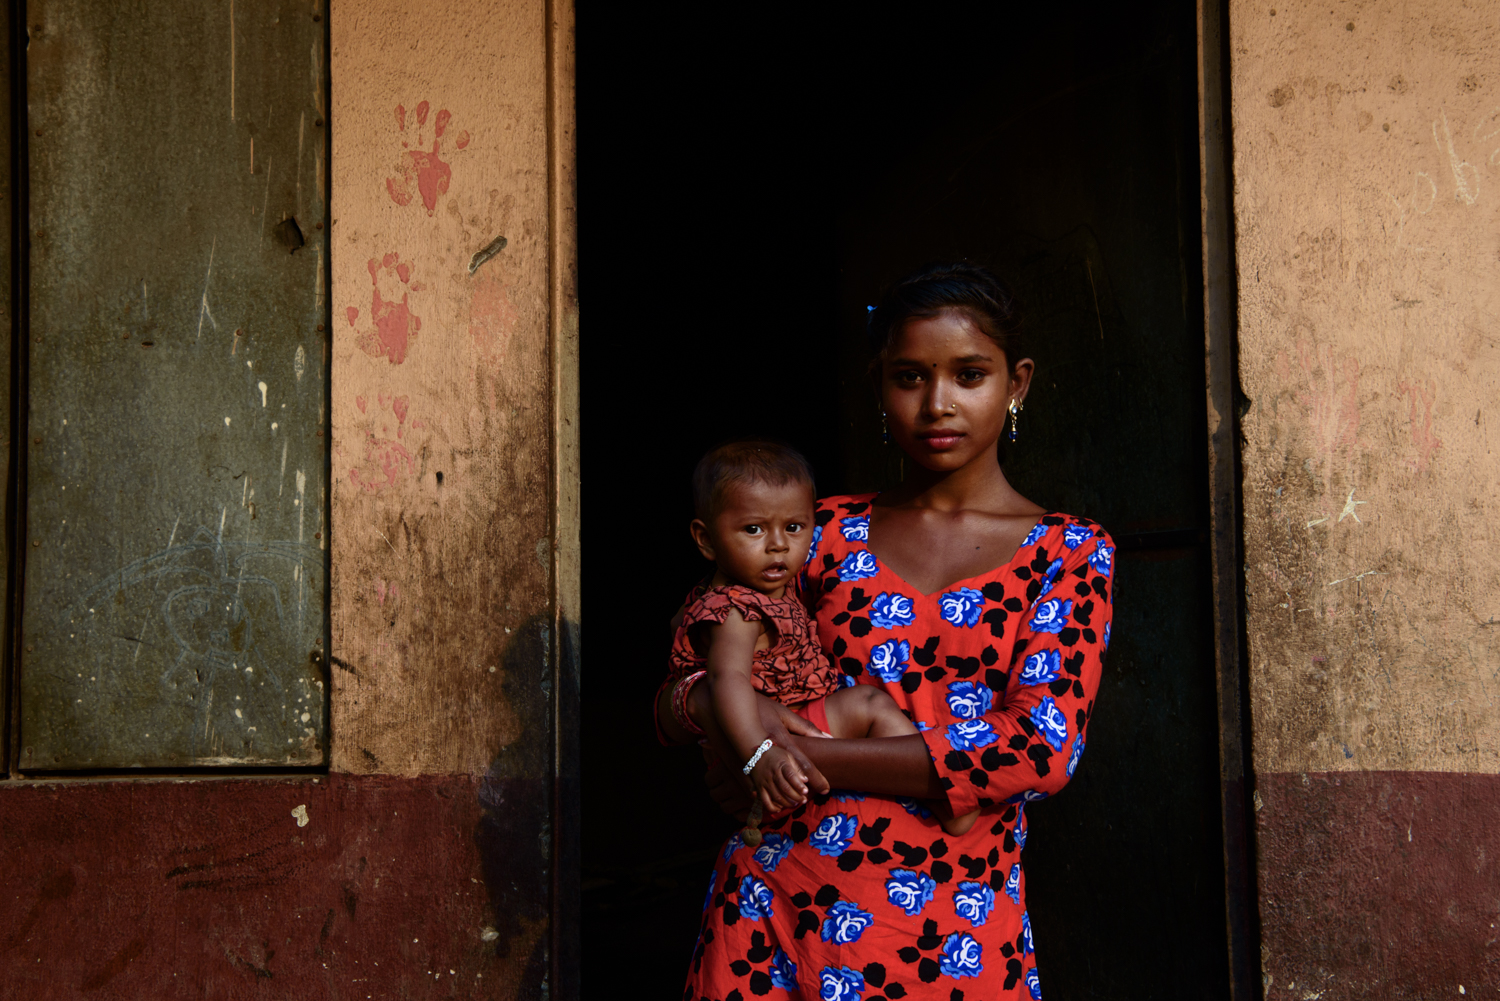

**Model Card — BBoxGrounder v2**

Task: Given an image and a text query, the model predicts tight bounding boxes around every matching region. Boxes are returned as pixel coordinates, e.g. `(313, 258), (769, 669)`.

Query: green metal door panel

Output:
(20, 0), (328, 769)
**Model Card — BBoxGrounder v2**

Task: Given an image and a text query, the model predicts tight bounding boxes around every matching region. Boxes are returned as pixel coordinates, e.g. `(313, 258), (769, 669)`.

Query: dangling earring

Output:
(1008, 399), (1022, 442)
(881, 411), (892, 446)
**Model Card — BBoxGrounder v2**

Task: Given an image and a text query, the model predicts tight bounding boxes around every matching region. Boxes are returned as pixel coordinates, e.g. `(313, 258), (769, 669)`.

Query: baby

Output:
(667, 439), (975, 838)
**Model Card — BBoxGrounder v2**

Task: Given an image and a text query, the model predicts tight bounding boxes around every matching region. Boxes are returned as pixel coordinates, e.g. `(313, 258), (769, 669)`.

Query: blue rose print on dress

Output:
(838, 550), (881, 582)
(938, 586), (986, 628)
(1035, 558), (1065, 601)
(805, 524), (823, 566)
(704, 869), (718, 912)
(1004, 863), (1022, 904)
(1026, 967), (1043, 999)
(737, 875), (775, 921)
(1021, 521), (1049, 547)
(770, 948), (799, 991)
(753, 833), (793, 873)
(1014, 806), (1029, 850)
(819, 965), (865, 1001)
(867, 638), (911, 682)
(830, 790), (867, 802)
(821, 900), (875, 944)
(809, 814), (858, 857)
(1066, 734), (1085, 777)
(915, 721), (933, 732)
(885, 869), (937, 916)
(1063, 523), (1093, 549)
(1030, 696), (1069, 752)
(870, 592), (916, 629)
(940, 931), (984, 979)
(1022, 911), (1035, 954)
(722, 832), (745, 860)
(840, 516), (870, 542)
(1018, 648), (1062, 686)
(945, 718), (999, 751)
(1029, 598), (1073, 634)
(1103, 622), (1111, 649)
(1088, 540), (1115, 577)
(897, 797), (934, 819)
(945, 681), (994, 720)
(953, 881), (996, 927)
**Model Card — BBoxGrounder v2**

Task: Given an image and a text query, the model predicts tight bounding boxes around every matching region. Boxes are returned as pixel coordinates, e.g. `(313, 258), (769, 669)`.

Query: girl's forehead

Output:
(889, 311), (1003, 359)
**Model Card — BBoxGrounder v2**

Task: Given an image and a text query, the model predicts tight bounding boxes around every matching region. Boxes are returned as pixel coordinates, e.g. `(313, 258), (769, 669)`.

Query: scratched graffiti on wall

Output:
(42, 526), (329, 767)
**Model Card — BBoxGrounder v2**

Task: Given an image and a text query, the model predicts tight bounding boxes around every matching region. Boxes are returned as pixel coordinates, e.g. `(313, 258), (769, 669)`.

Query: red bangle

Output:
(672, 670), (707, 736)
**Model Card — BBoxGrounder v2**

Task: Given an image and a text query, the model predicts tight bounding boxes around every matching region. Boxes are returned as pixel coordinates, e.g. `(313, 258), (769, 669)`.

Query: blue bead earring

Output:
(1008, 399), (1022, 442)
(881, 411), (892, 446)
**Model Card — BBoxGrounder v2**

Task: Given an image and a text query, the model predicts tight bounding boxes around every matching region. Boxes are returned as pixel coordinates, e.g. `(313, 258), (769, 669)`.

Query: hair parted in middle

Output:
(865, 262), (1024, 372)
(691, 439), (816, 522)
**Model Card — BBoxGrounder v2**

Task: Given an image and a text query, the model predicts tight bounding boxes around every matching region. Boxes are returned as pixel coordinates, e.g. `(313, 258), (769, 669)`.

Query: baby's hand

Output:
(750, 744), (809, 813)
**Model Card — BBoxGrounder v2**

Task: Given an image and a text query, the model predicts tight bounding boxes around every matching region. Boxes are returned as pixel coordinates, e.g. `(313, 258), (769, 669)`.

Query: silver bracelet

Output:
(742, 738), (774, 776)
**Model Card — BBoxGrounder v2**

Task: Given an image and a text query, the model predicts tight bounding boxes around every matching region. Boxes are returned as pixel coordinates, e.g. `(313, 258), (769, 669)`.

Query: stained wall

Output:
(0, 0), (576, 997)
(1228, 1), (1500, 994)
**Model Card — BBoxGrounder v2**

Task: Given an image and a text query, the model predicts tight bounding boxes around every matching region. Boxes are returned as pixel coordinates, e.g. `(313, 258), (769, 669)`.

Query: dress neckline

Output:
(842, 492), (1055, 598)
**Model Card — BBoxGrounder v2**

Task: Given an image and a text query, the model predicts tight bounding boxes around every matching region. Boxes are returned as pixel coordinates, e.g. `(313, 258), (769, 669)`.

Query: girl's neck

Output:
(880, 450), (1028, 515)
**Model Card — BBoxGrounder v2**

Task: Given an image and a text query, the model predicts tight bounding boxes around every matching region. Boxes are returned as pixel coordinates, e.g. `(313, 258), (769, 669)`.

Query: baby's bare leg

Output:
(822, 686), (980, 836)
(821, 685), (918, 739)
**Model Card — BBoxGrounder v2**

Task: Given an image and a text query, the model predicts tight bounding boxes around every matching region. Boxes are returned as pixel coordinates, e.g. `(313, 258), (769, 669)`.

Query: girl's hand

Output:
(750, 745), (809, 813)
(758, 695), (831, 796)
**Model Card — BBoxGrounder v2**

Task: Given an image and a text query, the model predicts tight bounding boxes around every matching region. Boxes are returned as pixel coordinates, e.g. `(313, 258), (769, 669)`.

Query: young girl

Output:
(666, 438), (977, 837)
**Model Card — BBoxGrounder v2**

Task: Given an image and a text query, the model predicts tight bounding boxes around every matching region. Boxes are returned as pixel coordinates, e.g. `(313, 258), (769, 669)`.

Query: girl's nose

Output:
(924, 381), (954, 418)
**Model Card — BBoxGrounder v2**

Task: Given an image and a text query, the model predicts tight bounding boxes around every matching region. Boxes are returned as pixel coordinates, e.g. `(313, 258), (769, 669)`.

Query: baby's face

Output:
(697, 479), (816, 595)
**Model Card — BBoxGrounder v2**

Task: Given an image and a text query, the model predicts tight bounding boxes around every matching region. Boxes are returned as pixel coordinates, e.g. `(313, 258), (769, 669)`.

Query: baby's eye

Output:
(786, 522), (805, 533)
(743, 525), (764, 536)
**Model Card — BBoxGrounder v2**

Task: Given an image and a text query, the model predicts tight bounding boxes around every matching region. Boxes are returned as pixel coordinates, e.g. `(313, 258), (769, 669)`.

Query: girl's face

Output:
(880, 310), (1034, 473)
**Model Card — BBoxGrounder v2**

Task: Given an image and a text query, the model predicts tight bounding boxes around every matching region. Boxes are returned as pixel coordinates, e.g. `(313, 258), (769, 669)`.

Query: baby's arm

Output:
(705, 611), (810, 812)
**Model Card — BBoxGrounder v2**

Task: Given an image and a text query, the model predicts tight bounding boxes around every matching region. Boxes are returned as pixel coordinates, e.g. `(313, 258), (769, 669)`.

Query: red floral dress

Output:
(683, 494), (1115, 1001)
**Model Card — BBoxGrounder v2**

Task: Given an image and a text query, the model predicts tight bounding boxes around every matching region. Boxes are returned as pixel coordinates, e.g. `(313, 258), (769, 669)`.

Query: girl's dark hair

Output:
(692, 439), (815, 521)
(866, 262), (1024, 370)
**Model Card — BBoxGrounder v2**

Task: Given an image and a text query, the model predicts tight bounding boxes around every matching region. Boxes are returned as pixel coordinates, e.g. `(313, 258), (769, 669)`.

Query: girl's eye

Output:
(894, 370), (922, 386)
(959, 368), (986, 383)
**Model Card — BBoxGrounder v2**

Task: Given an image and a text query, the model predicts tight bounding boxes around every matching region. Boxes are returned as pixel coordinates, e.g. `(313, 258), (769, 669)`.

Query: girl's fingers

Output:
(777, 705), (826, 739)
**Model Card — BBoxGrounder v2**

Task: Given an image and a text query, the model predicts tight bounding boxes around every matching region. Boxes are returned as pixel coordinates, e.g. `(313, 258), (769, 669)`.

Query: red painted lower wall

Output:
(1257, 770), (1500, 998)
(0, 774), (544, 1000)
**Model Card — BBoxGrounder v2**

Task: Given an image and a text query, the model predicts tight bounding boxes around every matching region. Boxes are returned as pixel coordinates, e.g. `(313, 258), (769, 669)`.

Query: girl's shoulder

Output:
(804, 494), (879, 575)
(1021, 512), (1116, 579)
(814, 492), (879, 518)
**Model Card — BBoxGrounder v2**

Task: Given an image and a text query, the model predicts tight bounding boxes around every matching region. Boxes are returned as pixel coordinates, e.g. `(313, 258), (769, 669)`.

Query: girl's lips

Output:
(917, 430), (966, 450)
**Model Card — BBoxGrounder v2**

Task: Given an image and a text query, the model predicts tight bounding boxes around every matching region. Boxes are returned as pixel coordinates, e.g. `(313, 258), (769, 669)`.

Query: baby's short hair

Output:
(692, 439), (815, 521)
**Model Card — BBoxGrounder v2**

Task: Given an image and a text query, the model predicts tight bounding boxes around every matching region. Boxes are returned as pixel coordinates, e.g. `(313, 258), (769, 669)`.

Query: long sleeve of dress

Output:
(920, 522), (1115, 816)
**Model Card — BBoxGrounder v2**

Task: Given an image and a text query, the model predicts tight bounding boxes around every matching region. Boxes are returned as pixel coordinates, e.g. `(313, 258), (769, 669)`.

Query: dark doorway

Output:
(580, 5), (1232, 997)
